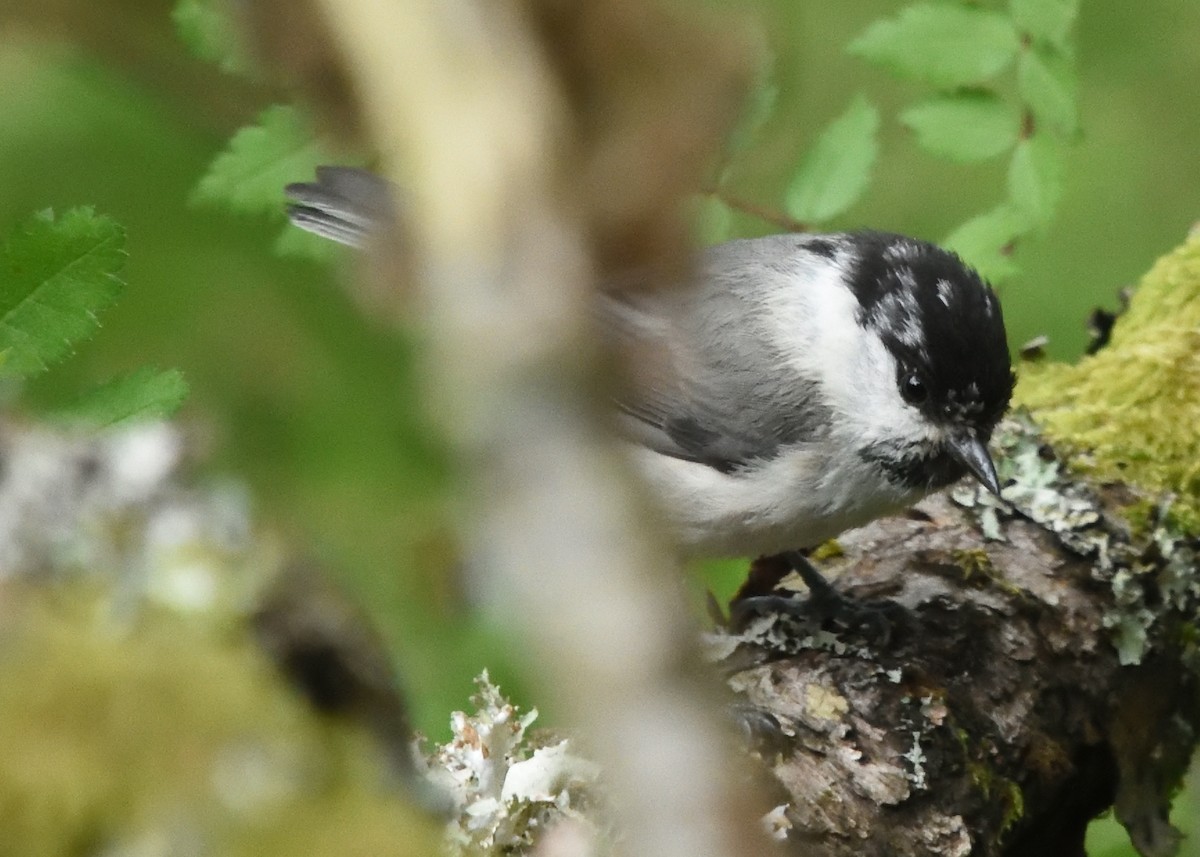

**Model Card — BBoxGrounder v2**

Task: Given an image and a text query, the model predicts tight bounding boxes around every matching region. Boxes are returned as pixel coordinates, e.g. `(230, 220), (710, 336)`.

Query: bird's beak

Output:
(947, 432), (1002, 496)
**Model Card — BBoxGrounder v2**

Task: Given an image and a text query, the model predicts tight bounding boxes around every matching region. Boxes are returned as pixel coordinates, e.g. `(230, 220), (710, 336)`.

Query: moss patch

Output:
(1014, 231), (1200, 531)
(810, 539), (845, 562)
(951, 548), (994, 580)
(0, 587), (438, 857)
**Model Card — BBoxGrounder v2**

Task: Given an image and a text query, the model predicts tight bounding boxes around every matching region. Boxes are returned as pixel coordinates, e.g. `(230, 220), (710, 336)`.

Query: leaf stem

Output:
(706, 189), (810, 233)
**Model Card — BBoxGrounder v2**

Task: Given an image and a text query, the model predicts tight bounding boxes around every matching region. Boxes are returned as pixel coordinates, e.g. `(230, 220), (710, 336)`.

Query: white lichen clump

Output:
(422, 672), (603, 855)
(0, 420), (255, 609)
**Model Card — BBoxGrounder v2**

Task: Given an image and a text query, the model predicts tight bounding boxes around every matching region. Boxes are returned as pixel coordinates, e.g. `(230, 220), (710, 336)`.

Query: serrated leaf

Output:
(1018, 47), (1079, 137)
(56, 367), (189, 428)
(1008, 135), (1064, 227)
(1009, 0), (1078, 48)
(901, 91), (1021, 163)
(172, 0), (251, 76)
(0, 208), (125, 377)
(193, 105), (328, 219)
(785, 95), (879, 224)
(943, 205), (1031, 282)
(849, 4), (1020, 89)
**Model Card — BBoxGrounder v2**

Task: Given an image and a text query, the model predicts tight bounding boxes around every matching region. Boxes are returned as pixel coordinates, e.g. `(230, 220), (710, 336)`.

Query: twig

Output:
(708, 188), (810, 233)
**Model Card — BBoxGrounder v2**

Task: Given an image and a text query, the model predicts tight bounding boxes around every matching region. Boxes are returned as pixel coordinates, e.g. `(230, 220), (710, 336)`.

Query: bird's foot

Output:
(728, 550), (907, 646)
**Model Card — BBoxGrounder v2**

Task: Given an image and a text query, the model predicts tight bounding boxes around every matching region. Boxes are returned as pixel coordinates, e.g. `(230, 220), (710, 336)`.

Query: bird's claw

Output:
(729, 590), (906, 646)
(728, 550), (908, 646)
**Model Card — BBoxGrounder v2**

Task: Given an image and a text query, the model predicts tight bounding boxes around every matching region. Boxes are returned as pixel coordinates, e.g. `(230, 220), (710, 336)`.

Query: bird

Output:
(285, 167), (1014, 619)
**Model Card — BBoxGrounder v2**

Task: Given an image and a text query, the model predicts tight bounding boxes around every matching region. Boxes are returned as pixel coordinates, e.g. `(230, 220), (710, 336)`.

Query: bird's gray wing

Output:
(285, 166), (397, 247)
(600, 252), (830, 473)
(285, 172), (832, 472)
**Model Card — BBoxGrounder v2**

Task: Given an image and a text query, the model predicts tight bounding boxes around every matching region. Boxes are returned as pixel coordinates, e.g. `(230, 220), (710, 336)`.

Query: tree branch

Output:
(258, 2), (772, 856)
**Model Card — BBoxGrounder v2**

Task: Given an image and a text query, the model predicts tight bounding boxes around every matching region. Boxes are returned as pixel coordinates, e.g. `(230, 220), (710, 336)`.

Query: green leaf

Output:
(0, 208), (125, 377)
(172, 0), (251, 76)
(943, 205), (1031, 282)
(901, 91), (1021, 163)
(1009, 0), (1078, 48)
(1018, 47), (1079, 137)
(56, 367), (189, 428)
(1007, 135), (1064, 227)
(848, 3), (1021, 89)
(785, 95), (880, 224)
(193, 105), (329, 219)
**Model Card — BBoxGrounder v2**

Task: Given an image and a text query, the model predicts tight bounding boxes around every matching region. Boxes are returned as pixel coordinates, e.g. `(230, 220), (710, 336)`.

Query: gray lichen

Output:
(951, 413), (1200, 667)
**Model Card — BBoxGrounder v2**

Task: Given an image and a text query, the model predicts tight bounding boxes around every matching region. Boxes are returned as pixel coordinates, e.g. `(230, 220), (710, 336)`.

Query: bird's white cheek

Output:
(835, 339), (947, 449)
(832, 342), (904, 439)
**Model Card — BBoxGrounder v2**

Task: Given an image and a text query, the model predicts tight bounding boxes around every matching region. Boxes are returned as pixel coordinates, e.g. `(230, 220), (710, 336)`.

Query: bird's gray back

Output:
(605, 235), (836, 472)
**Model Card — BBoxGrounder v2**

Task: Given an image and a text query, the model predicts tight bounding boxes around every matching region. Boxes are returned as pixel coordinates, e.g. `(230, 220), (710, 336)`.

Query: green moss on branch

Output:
(1015, 230), (1200, 530)
(0, 589), (439, 857)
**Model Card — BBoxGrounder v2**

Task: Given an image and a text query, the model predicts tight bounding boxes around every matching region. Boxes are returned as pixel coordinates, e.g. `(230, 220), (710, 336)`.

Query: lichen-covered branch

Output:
(708, 231), (1200, 857)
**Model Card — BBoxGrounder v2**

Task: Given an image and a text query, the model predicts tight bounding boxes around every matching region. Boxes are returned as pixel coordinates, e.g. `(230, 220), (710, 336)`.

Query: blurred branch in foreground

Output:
(243, 1), (773, 857)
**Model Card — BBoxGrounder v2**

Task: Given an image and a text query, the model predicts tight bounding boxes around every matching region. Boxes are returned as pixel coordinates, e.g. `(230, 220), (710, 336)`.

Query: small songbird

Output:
(286, 168), (1014, 602)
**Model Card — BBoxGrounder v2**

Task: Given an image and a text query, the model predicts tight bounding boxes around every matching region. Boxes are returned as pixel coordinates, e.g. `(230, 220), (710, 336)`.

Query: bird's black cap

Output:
(847, 231), (1015, 436)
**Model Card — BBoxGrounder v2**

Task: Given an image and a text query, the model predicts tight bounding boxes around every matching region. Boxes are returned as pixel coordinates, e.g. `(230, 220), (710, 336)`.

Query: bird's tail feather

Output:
(284, 166), (397, 248)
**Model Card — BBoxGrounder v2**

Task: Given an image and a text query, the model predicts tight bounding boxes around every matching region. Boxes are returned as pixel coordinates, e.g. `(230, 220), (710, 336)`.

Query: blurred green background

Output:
(0, 1), (1196, 853)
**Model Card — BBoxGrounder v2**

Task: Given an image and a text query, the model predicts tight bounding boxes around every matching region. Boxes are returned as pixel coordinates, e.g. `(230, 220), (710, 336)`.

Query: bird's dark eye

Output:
(900, 372), (928, 405)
